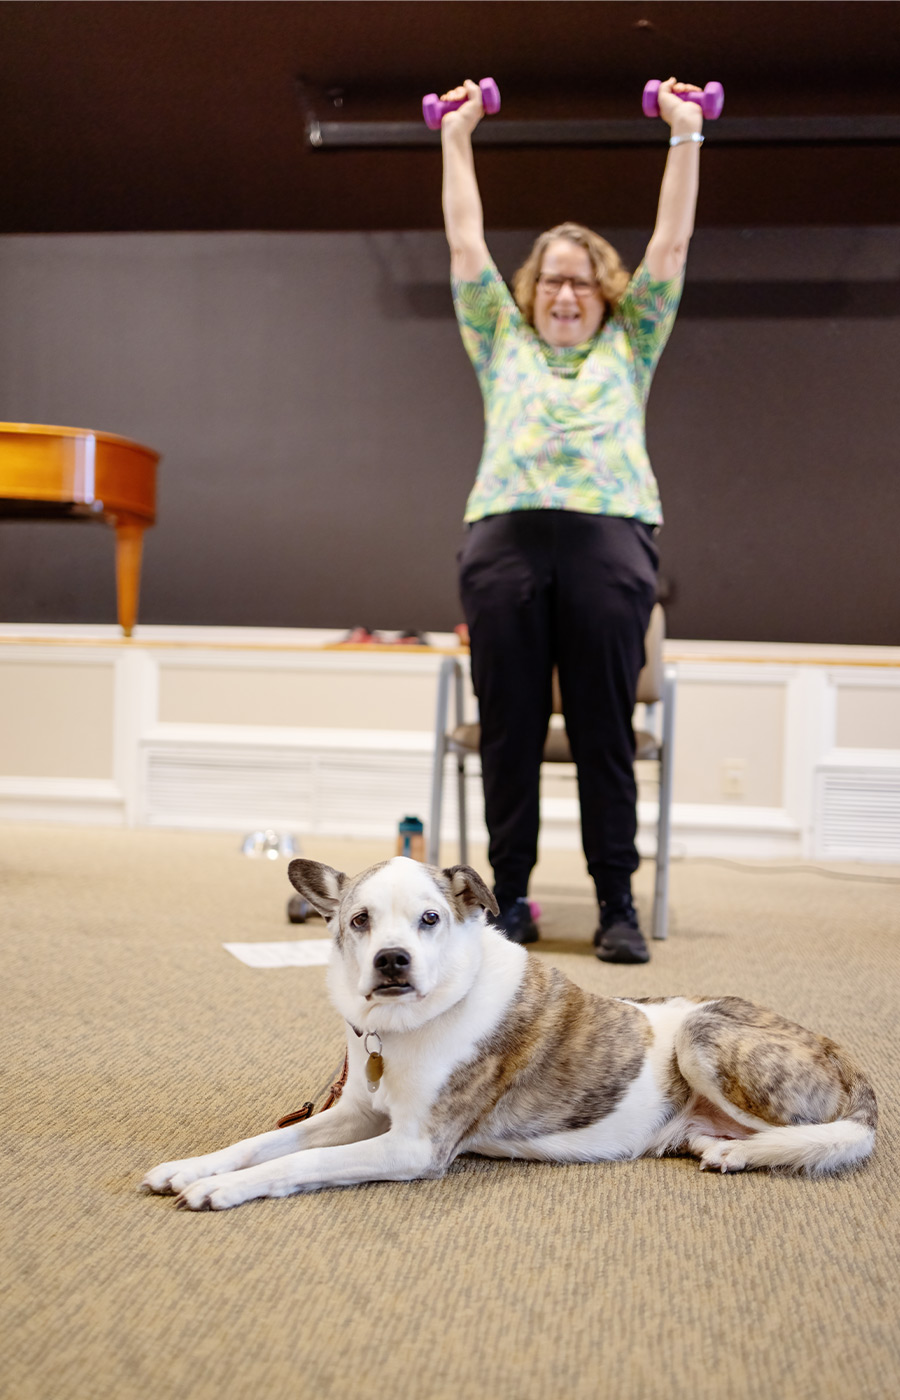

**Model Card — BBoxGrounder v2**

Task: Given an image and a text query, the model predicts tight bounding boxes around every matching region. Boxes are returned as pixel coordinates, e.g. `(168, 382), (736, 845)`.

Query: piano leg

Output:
(115, 517), (146, 637)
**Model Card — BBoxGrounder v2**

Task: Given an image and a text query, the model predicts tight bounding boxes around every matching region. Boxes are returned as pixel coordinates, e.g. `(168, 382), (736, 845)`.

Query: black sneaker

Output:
(593, 897), (650, 964)
(287, 894), (311, 924)
(491, 897), (539, 945)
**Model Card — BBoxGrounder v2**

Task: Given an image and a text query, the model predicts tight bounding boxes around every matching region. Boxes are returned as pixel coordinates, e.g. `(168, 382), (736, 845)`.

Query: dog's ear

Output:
(442, 865), (500, 918)
(287, 859), (346, 919)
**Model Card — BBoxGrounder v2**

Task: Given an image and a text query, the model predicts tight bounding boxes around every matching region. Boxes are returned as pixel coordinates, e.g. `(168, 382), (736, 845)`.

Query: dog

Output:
(142, 857), (877, 1210)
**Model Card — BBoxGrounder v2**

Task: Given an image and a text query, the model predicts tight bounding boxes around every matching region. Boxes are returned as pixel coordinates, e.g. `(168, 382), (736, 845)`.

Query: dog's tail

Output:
(734, 1052), (877, 1176)
(810, 1050), (877, 1173)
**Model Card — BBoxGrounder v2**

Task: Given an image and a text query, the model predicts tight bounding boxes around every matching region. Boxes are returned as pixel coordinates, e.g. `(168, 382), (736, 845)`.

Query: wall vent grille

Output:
(815, 766), (900, 861)
(142, 740), (488, 838)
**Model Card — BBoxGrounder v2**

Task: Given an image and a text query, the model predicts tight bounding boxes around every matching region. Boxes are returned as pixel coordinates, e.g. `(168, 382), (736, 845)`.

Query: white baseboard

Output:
(0, 777), (125, 826)
(540, 797), (800, 860)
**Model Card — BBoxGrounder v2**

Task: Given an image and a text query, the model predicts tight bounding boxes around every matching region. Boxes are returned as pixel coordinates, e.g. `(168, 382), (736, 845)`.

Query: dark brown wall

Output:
(0, 226), (897, 644)
(3, 2), (900, 233)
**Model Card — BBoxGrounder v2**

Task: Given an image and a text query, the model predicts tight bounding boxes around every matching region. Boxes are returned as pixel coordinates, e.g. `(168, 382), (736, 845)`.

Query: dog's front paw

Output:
(141, 1157), (220, 1195)
(175, 1173), (250, 1212)
(699, 1140), (749, 1174)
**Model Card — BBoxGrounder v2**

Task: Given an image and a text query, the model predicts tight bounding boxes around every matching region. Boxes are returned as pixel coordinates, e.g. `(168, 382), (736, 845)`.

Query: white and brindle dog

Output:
(142, 857), (877, 1210)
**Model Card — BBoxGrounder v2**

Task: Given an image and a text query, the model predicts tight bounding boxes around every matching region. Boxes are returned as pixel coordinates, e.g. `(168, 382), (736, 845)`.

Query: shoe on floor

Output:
(339, 626), (379, 644)
(287, 894), (311, 924)
(593, 897), (650, 963)
(491, 897), (539, 945)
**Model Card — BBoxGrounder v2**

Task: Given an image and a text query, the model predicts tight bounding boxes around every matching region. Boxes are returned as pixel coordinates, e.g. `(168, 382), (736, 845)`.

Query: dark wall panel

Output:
(0, 227), (897, 643)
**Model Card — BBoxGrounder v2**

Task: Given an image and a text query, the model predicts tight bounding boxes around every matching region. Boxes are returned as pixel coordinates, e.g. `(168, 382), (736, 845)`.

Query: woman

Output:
(441, 77), (703, 963)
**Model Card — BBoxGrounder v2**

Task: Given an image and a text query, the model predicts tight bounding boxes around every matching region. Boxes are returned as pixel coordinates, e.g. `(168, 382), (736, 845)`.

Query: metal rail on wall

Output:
(303, 112), (900, 151)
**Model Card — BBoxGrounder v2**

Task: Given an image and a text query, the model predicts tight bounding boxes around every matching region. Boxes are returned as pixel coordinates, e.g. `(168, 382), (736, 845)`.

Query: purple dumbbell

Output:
(422, 78), (501, 131)
(642, 79), (724, 121)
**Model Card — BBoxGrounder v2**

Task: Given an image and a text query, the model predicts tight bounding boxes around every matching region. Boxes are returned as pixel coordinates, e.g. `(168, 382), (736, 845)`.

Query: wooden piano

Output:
(0, 422), (159, 636)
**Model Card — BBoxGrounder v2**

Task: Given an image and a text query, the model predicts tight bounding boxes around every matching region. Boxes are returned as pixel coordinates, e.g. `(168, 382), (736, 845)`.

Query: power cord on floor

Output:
(533, 858), (900, 898)
(669, 854), (900, 885)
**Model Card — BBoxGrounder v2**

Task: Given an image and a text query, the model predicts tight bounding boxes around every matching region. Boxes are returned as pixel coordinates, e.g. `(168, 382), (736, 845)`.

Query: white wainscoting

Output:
(2, 626), (899, 861)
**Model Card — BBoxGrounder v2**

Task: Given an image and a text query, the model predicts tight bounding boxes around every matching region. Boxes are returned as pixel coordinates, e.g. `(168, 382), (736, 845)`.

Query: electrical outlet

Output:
(721, 758), (746, 797)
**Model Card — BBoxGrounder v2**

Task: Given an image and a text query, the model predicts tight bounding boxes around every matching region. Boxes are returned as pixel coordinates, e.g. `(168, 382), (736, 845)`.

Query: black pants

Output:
(458, 510), (658, 909)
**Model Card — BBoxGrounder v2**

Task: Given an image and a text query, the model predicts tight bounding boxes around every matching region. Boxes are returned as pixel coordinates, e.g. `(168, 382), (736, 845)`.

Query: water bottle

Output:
(396, 815), (425, 862)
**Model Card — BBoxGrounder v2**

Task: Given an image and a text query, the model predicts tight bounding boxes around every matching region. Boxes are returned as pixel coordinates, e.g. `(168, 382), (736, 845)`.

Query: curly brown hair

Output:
(512, 223), (630, 326)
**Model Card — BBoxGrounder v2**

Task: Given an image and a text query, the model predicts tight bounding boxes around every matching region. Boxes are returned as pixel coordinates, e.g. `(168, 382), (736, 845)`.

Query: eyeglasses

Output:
(537, 274), (599, 297)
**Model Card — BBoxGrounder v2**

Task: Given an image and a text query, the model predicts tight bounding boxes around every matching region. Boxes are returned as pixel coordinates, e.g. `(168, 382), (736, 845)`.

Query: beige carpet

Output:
(2, 824), (899, 1400)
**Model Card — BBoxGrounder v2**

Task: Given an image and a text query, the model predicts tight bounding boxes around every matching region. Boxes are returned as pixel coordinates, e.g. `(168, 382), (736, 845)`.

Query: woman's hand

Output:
(439, 79), (485, 137)
(656, 77), (704, 135)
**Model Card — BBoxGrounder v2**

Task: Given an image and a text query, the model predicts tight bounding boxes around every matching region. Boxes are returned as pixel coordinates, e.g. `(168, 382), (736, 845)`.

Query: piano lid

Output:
(0, 421), (159, 521)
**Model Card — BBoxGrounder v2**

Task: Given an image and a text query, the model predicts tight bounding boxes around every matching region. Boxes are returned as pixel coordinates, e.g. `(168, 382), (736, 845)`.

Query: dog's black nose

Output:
(374, 947), (411, 976)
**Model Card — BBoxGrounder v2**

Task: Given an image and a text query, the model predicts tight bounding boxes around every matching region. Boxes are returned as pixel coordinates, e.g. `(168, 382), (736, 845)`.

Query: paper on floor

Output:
(223, 940), (332, 968)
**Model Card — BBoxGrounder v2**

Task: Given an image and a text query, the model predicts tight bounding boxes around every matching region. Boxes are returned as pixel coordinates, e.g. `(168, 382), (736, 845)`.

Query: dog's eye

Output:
(350, 911), (369, 931)
(421, 910), (440, 927)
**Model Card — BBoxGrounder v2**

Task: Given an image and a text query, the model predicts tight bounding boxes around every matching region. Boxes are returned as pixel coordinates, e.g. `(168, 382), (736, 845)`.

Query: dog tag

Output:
(365, 1052), (384, 1091)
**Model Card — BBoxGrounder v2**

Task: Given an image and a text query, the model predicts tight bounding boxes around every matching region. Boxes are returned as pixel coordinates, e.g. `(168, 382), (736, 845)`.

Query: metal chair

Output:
(427, 603), (676, 940)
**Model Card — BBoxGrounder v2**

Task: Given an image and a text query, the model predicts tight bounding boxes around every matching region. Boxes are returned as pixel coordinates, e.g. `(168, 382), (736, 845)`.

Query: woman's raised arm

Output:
(441, 79), (491, 281)
(644, 77), (704, 282)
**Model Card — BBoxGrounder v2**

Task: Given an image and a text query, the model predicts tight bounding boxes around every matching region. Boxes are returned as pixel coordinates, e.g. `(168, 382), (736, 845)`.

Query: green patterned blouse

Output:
(452, 258), (683, 525)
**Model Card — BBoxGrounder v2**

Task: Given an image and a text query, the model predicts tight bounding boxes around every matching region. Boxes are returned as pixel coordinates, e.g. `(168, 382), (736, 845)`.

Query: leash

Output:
(275, 1026), (385, 1127)
(276, 1051), (350, 1127)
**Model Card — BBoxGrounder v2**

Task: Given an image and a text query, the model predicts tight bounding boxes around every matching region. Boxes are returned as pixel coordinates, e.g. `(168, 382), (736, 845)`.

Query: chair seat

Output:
(450, 724), (660, 763)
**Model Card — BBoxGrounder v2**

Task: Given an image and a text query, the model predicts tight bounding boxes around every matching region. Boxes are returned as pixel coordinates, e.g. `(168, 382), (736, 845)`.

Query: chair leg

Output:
(652, 666), (677, 941)
(427, 659), (456, 867)
(452, 661), (470, 866)
(457, 758), (469, 865)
